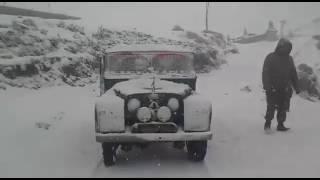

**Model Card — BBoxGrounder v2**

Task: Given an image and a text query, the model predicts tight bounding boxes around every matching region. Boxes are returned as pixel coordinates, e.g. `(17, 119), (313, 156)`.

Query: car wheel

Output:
(102, 142), (117, 166)
(186, 140), (207, 162)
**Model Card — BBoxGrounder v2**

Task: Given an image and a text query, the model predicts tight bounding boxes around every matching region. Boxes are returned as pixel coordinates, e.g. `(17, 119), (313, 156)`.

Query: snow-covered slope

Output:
(0, 15), (97, 89)
(0, 15), (236, 90)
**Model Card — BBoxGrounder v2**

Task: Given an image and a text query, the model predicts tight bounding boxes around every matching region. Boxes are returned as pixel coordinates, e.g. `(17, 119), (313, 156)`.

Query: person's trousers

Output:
(265, 104), (287, 123)
(264, 88), (292, 124)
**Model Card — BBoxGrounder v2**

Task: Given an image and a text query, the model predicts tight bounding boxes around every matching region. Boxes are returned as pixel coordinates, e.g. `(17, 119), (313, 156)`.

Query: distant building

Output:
(264, 21), (278, 41)
(234, 21), (279, 44)
(0, 5), (80, 20)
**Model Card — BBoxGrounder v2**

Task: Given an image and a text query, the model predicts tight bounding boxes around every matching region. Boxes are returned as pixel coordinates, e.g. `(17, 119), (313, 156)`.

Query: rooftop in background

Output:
(105, 44), (194, 53)
(0, 5), (80, 20)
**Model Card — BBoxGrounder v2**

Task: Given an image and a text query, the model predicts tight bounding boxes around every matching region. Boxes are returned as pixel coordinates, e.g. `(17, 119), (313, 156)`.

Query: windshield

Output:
(106, 52), (194, 74)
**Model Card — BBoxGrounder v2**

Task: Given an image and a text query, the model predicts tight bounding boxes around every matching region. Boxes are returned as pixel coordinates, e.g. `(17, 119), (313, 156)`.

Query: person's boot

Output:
(277, 123), (290, 131)
(264, 120), (271, 131)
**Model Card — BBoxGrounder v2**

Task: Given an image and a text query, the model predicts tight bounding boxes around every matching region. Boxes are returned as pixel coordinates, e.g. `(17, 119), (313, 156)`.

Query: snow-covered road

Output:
(1, 39), (320, 178)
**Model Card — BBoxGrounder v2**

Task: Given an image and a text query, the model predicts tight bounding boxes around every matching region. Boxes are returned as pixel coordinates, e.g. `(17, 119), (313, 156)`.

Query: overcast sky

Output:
(4, 2), (320, 37)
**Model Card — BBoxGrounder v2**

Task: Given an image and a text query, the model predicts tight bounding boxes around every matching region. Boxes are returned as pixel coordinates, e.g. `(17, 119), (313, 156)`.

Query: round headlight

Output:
(127, 98), (141, 112)
(137, 107), (151, 122)
(157, 106), (172, 122)
(167, 98), (179, 111)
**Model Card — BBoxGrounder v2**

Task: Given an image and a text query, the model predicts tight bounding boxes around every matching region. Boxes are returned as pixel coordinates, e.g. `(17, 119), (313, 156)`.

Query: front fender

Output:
(95, 93), (125, 133)
(183, 93), (212, 132)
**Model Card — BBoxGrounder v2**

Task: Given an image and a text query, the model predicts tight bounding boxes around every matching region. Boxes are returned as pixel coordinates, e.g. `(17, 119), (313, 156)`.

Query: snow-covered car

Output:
(95, 45), (213, 166)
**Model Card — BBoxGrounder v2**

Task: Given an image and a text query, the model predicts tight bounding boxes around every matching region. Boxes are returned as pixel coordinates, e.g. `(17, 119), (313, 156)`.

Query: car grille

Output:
(131, 122), (178, 133)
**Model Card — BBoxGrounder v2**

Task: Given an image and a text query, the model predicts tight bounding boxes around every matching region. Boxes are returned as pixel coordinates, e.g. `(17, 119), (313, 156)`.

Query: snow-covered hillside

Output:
(0, 15), (97, 89)
(0, 15), (236, 90)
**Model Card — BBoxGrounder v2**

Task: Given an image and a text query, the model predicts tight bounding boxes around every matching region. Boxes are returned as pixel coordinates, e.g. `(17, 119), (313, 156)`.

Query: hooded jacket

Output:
(262, 38), (299, 92)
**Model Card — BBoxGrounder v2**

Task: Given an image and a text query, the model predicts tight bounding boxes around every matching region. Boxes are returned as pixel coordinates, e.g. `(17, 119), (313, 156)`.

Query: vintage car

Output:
(95, 44), (213, 166)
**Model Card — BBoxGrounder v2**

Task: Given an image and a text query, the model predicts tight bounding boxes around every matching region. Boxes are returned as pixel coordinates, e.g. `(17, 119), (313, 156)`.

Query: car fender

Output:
(183, 93), (212, 132)
(95, 93), (125, 133)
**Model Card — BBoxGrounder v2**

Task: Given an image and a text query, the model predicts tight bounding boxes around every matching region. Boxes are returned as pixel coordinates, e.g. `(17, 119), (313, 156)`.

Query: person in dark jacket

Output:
(262, 38), (300, 131)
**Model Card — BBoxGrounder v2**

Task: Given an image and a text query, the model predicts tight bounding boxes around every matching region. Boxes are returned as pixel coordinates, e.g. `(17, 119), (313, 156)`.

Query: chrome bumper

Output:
(96, 130), (212, 143)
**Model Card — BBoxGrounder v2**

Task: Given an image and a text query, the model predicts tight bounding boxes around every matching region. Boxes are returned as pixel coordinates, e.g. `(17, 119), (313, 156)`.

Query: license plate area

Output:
(131, 122), (178, 133)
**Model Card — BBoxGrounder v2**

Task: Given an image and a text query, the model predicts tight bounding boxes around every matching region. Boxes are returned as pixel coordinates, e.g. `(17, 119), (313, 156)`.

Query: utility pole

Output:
(48, 2), (51, 13)
(280, 20), (286, 38)
(205, 2), (210, 32)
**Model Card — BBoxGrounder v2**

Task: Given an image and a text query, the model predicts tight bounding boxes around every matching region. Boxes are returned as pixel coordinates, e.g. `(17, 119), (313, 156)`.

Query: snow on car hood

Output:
(106, 78), (192, 97)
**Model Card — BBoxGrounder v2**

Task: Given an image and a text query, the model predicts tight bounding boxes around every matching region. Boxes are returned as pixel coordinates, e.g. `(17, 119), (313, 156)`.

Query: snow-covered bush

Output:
(298, 63), (313, 75)
(298, 63), (320, 98)
(17, 45), (46, 57)
(64, 44), (78, 54)
(2, 62), (39, 79)
(57, 21), (66, 28)
(0, 41), (5, 48)
(40, 29), (48, 35)
(0, 31), (23, 47)
(66, 24), (85, 35)
(12, 21), (29, 33)
(22, 18), (38, 30)
(48, 38), (60, 48)
(186, 31), (209, 45)
(172, 25), (184, 31)
(0, 54), (13, 59)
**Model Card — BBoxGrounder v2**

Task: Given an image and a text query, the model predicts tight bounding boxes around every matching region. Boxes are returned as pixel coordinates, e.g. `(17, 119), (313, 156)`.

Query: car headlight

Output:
(137, 107), (152, 122)
(127, 98), (141, 112)
(157, 106), (171, 122)
(167, 98), (179, 111)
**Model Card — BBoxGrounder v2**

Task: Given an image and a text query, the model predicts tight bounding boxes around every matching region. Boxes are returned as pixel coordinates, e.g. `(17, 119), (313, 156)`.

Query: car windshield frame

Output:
(104, 51), (195, 75)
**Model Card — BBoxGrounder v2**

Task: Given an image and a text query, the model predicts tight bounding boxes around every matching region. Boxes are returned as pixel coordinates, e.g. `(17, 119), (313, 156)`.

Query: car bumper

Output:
(96, 130), (212, 143)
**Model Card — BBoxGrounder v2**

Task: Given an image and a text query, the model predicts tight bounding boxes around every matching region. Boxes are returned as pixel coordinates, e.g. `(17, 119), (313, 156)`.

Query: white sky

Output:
(4, 2), (320, 37)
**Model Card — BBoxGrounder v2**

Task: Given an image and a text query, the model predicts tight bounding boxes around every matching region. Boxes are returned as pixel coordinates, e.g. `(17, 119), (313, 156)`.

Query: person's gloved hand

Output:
(264, 87), (276, 94)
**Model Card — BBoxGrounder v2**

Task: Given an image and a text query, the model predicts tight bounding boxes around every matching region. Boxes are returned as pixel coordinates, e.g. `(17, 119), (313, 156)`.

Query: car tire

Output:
(186, 140), (207, 162)
(102, 142), (117, 166)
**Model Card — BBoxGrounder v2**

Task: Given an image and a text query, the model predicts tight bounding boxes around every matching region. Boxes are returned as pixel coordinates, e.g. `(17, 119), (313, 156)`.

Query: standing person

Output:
(262, 38), (300, 131)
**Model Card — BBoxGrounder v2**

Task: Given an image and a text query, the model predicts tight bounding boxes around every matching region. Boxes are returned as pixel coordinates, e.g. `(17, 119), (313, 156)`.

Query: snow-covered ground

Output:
(1, 39), (320, 178)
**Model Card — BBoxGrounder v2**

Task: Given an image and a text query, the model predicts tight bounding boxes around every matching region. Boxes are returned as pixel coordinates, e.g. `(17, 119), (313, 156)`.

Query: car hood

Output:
(105, 78), (192, 97)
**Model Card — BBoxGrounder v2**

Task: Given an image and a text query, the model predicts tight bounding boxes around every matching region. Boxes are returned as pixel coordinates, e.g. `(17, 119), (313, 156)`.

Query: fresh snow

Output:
(1, 36), (320, 178)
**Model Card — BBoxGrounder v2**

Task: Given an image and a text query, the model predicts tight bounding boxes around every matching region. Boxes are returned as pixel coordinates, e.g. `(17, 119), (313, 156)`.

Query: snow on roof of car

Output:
(105, 44), (194, 53)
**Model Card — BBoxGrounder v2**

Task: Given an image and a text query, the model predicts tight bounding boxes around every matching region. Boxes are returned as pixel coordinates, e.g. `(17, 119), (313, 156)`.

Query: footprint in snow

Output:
(53, 112), (65, 121)
(240, 85), (252, 93)
(35, 112), (65, 130)
(35, 122), (51, 130)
